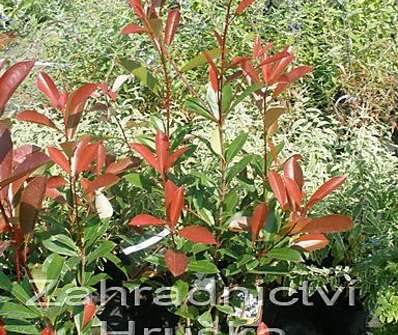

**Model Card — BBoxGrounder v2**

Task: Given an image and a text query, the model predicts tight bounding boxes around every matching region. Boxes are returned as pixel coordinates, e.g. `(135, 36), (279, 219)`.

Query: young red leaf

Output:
(129, 214), (164, 227)
(306, 176), (346, 210)
(156, 130), (170, 175)
(105, 157), (136, 175)
(297, 214), (353, 234)
(164, 180), (184, 229)
(268, 171), (288, 210)
(20, 176), (47, 236)
(0, 125), (13, 198)
(131, 143), (159, 172)
(167, 146), (188, 169)
(46, 188), (66, 204)
(47, 176), (66, 189)
(236, 0), (256, 15)
(86, 174), (120, 194)
(179, 225), (217, 245)
(48, 147), (70, 173)
(283, 154), (303, 190)
(284, 66), (312, 83)
(251, 202), (268, 241)
(204, 52), (218, 92)
(0, 217), (9, 233)
(272, 82), (288, 97)
(282, 176), (303, 211)
(121, 23), (147, 35)
(164, 9), (180, 45)
(164, 249), (188, 277)
(257, 322), (270, 335)
(82, 298), (96, 329)
(294, 233), (329, 252)
(74, 143), (98, 175)
(36, 72), (60, 109)
(0, 319), (6, 335)
(253, 36), (264, 59)
(0, 152), (49, 189)
(40, 327), (55, 335)
(267, 54), (294, 85)
(241, 60), (260, 83)
(16, 110), (58, 129)
(0, 60), (35, 113)
(129, 0), (146, 19)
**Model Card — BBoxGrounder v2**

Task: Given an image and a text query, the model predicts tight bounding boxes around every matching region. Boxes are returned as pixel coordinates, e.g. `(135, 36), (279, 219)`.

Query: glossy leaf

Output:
(181, 48), (220, 72)
(165, 180), (184, 229)
(267, 247), (303, 262)
(306, 176), (346, 209)
(119, 58), (159, 93)
(74, 143), (98, 175)
(105, 157), (136, 175)
(131, 143), (159, 172)
(129, 214), (164, 227)
(47, 147), (70, 173)
(20, 176), (47, 236)
(121, 23), (147, 35)
(293, 233), (329, 252)
(16, 110), (57, 129)
(297, 215), (353, 234)
(225, 132), (248, 162)
(129, 0), (146, 19)
(168, 146), (188, 169)
(268, 171), (288, 210)
(282, 176), (303, 210)
(179, 225), (217, 245)
(0, 125), (13, 197)
(41, 327), (55, 335)
(82, 298), (96, 329)
(187, 260), (219, 274)
(185, 98), (215, 122)
(164, 249), (188, 277)
(36, 72), (60, 109)
(283, 154), (303, 190)
(164, 9), (180, 45)
(251, 202), (268, 241)
(0, 61), (35, 113)
(86, 174), (120, 194)
(236, 0), (256, 15)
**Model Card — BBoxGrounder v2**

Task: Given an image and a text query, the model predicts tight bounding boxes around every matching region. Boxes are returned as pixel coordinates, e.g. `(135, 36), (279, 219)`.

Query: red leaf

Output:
(74, 143), (98, 175)
(164, 9), (180, 45)
(257, 322), (270, 335)
(179, 225), (217, 245)
(306, 176), (346, 210)
(129, 0), (146, 19)
(121, 23), (147, 35)
(168, 146), (188, 169)
(164, 180), (184, 229)
(0, 61), (35, 113)
(48, 147), (70, 173)
(283, 154), (303, 190)
(129, 214), (164, 227)
(40, 327), (55, 335)
(284, 66), (312, 83)
(241, 60), (260, 83)
(16, 110), (57, 129)
(36, 72), (60, 109)
(297, 215), (353, 234)
(0, 216), (10, 233)
(164, 249), (188, 277)
(156, 130), (170, 175)
(236, 0), (256, 15)
(13, 145), (40, 165)
(82, 298), (96, 329)
(267, 54), (294, 85)
(0, 125), (13, 199)
(86, 174), (120, 194)
(105, 158), (135, 175)
(204, 52), (218, 92)
(250, 202), (268, 241)
(268, 171), (288, 210)
(0, 152), (49, 189)
(47, 176), (66, 189)
(282, 176), (303, 211)
(0, 319), (6, 335)
(294, 233), (329, 252)
(46, 188), (66, 204)
(260, 49), (290, 67)
(131, 143), (159, 172)
(20, 176), (47, 236)
(253, 36), (264, 59)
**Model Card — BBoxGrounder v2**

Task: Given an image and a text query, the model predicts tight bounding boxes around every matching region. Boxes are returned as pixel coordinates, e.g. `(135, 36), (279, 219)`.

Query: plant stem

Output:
(262, 90), (268, 200)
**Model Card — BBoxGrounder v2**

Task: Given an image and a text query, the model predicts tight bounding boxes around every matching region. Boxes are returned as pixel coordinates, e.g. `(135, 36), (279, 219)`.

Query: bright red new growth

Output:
(74, 143), (98, 175)
(257, 322), (270, 335)
(40, 327), (55, 335)
(16, 110), (58, 129)
(164, 249), (188, 277)
(251, 202), (269, 241)
(268, 171), (288, 210)
(282, 176), (303, 211)
(129, 0), (146, 19)
(236, 0), (256, 15)
(86, 174), (120, 194)
(0, 320), (6, 335)
(283, 154), (304, 190)
(294, 233), (329, 252)
(164, 9), (181, 45)
(121, 23), (147, 35)
(179, 225), (217, 245)
(36, 72), (60, 109)
(164, 180), (184, 229)
(105, 158), (135, 175)
(129, 214), (164, 227)
(82, 298), (96, 328)
(204, 52), (218, 92)
(0, 60), (35, 113)
(297, 214), (353, 234)
(48, 147), (70, 173)
(306, 176), (346, 210)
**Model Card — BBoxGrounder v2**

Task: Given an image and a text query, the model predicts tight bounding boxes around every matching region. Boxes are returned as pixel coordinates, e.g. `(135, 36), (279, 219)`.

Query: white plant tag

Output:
(122, 229), (170, 255)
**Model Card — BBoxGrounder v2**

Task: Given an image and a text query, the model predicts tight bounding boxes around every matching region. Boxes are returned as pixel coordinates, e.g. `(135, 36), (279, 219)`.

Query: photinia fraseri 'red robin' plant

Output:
(118, 0), (353, 333)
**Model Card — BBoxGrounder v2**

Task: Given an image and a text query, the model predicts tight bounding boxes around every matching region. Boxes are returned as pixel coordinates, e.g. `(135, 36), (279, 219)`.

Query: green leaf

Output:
(43, 234), (79, 257)
(221, 84), (233, 113)
(264, 106), (287, 129)
(45, 254), (64, 283)
(86, 240), (115, 265)
(181, 48), (220, 72)
(0, 302), (41, 320)
(4, 320), (40, 335)
(266, 248), (303, 262)
(225, 132), (248, 162)
(0, 271), (13, 292)
(119, 58), (159, 93)
(216, 304), (234, 315)
(248, 263), (290, 275)
(209, 126), (222, 157)
(198, 310), (213, 328)
(84, 219), (111, 250)
(171, 280), (189, 306)
(230, 82), (263, 111)
(185, 98), (215, 122)
(175, 305), (198, 319)
(226, 155), (253, 183)
(188, 260), (219, 274)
